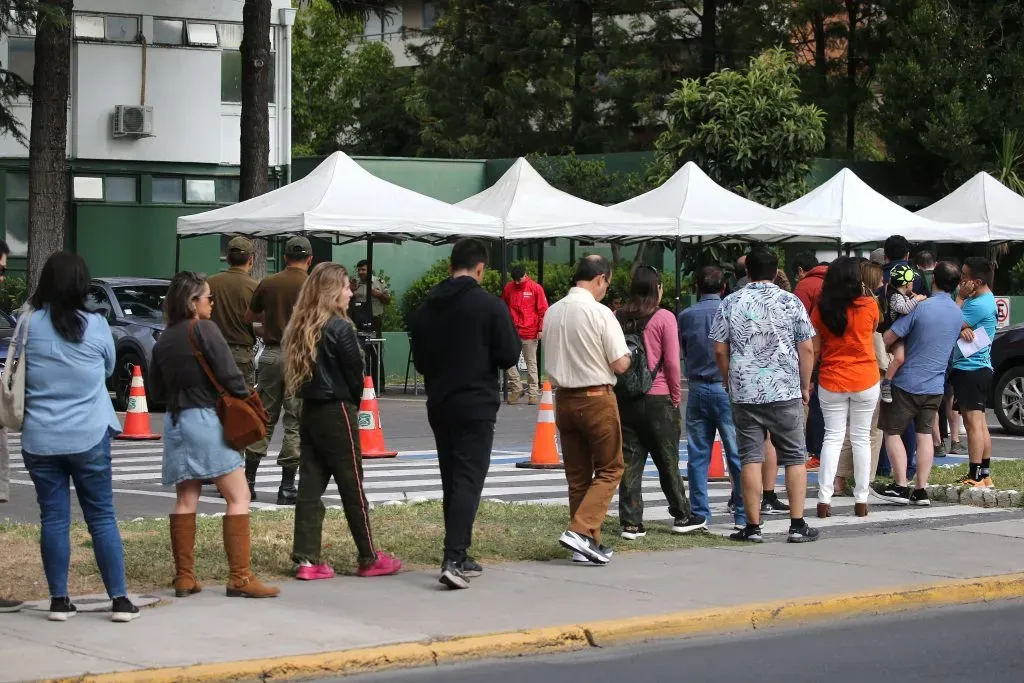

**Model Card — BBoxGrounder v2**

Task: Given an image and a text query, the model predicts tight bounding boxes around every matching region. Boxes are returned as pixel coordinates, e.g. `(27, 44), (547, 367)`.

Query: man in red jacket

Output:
(792, 251), (828, 314)
(502, 265), (549, 405)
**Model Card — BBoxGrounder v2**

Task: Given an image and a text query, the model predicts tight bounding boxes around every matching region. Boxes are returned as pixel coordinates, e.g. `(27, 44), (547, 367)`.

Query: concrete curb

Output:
(926, 484), (1022, 508)
(48, 573), (1024, 683)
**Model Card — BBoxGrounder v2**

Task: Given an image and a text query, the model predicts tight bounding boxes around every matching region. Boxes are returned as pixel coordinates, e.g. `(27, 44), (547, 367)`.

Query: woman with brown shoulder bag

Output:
(150, 271), (278, 599)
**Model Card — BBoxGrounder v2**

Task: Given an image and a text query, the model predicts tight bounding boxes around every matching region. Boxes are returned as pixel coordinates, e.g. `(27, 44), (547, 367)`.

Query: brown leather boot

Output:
(816, 502), (832, 518)
(222, 514), (280, 598)
(170, 513), (202, 598)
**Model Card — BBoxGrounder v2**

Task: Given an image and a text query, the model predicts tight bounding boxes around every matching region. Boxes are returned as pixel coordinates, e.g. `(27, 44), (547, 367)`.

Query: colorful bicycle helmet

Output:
(889, 264), (915, 287)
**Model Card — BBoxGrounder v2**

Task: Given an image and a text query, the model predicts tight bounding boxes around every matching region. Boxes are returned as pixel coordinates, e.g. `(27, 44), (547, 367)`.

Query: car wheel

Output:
(994, 366), (1024, 436)
(114, 352), (144, 412)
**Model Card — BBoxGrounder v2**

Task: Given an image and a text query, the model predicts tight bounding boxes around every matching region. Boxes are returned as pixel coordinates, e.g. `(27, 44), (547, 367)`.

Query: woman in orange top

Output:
(811, 257), (880, 518)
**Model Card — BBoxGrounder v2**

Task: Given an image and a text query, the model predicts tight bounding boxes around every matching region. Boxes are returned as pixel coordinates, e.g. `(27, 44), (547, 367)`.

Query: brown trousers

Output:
(555, 389), (624, 544)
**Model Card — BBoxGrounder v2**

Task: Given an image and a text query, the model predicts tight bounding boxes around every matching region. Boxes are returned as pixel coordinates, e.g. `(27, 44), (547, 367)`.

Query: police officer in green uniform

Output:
(208, 236), (259, 388)
(244, 237), (312, 505)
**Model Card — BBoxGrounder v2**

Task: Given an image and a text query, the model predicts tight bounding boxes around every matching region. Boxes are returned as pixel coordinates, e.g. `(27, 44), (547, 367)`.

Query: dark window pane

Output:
(221, 50), (242, 103)
(105, 16), (138, 42)
(6, 173), (28, 200)
(268, 52), (276, 104)
(215, 177), (239, 204)
(4, 202), (27, 257)
(106, 176), (137, 203)
(7, 36), (34, 86)
(151, 177), (182, 204)
(153, 19), (184, 45)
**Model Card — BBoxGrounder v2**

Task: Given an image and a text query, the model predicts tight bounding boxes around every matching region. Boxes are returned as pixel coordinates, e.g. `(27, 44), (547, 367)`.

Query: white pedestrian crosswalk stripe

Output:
(4, 434), (1003, 535)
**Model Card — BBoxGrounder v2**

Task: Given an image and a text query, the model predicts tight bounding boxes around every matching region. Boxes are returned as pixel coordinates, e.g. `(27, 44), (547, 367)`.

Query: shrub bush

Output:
(0, 276), (28, 314)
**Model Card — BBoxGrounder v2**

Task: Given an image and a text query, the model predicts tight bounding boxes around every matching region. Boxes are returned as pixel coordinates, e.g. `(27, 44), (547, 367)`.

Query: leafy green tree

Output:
(876, 0), (1024, 191)
(0, 1), (39, 144)
(650, 48), (826, 207)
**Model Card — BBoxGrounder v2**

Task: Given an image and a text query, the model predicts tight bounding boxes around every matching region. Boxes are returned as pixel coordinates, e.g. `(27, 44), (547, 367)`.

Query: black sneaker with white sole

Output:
(439, 560), (470, 589)
(461, 557), (483, 578)
(908, 488), (931, 507)
(787, 521), (820, 543)
(761, 493), (791, 515)
(48, 597), (77, 622)
(559, 530), (611, 564)
(729, 525), (764, 543)
(870, 482), (910, 505)
(111, 596), (140, 623)
(0, 599), (22, 613)
(672, 514), (708, 534)
(572, 545), (614, 563)
(620, 524), (646, 540)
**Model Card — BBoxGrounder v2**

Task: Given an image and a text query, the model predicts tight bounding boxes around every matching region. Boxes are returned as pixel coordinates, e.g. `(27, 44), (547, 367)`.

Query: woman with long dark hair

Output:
(811, 257), (880, 518)
(615, 265), (705, 539)
(21, 252), (137, 622)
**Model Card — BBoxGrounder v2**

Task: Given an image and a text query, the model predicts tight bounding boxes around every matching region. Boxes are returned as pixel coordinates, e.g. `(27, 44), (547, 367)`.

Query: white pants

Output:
(817, 383), (881, 505)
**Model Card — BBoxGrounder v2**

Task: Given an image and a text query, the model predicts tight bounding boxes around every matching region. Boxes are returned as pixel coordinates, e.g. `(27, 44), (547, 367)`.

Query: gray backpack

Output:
(614, 312), (662, 400)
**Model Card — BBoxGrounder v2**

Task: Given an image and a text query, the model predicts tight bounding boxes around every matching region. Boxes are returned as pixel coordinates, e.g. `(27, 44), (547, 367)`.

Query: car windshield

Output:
(112, 285), (167, 321)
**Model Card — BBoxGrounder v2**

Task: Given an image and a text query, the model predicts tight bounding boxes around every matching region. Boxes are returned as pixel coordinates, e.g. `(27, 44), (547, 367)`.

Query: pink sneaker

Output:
(296, 563), (335, 581)
(356, 551), (402, 577)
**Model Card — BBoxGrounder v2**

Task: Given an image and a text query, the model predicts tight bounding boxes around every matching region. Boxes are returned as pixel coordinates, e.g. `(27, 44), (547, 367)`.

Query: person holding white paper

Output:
(951, 257), (998, 488)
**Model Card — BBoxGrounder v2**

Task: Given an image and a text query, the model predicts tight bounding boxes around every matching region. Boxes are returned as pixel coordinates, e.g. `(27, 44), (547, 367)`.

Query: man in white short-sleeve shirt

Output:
(543, 255), (631, 565)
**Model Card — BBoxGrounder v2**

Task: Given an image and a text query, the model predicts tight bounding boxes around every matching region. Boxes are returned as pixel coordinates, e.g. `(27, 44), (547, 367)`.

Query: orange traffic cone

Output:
(358, 377), (397, 459)
(516, 381), (564, 470)
(117, 365), (160, 441)
(708, 431), (728, 482)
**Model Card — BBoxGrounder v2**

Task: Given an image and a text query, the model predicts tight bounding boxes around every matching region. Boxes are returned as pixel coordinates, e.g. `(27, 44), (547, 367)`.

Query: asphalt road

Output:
(335, 599), (1024, 683)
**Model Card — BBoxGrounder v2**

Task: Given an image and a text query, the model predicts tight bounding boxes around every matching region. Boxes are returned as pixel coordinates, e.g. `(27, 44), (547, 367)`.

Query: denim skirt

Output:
(162, 408), (242, 486)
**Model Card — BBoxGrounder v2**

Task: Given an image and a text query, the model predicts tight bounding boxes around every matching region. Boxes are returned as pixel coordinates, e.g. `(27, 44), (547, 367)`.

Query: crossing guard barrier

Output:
(358, 376), (397, 458)
(117, 365), (160, 441)
(516, 380), (564, 470)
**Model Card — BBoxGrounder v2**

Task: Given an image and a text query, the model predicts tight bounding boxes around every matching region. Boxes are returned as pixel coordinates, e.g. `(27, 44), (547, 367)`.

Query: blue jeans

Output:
(806, 384), (825, 457)
(22, 432), (127, 599)
(686, 381), (746, 526)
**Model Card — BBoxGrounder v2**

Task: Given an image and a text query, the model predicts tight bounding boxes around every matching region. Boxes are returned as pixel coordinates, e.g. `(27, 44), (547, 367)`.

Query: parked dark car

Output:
(991, 324), (1024, 435)
(86, 277), (169, 411)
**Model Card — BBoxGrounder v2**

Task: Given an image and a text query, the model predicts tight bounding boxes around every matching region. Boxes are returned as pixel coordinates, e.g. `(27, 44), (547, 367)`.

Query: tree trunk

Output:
(845, 0), (857, 154)
(26, 0), (72, 293)
(240, 0), (272, 278)
(570, 0), (595, 152)
(700, 0), (717, 77)
(813, 9), (830, 156)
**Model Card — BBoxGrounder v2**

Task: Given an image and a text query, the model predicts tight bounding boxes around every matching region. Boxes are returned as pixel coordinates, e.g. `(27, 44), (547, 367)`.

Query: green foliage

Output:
(292, 0), (419, 157)
(0, 276), (28, 313)
(650, 48), (825, 207)
(400, 259), (451, 329)
(876, 0), (1024, 191)
(1009, 254), (1024, 296)
(990, 130), (1024, 195)
(527, 153), (650, 204)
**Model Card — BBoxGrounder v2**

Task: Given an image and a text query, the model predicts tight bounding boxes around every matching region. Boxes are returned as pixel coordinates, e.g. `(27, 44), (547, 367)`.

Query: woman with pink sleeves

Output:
(614, 266), (706, 540)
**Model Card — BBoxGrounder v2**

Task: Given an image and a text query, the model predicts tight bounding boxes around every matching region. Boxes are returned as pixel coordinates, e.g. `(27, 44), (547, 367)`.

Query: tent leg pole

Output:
(537, 238), (544, 385)
(500, 238), (508, 401)
(569, 238), (576, 266)
(675, 237), (684, 315)
(174, 236), (181, 273)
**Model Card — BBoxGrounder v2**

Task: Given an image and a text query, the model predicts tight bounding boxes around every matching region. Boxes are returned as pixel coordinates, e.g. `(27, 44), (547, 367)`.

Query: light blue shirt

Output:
(952, 292), (997, 371)
(21, 308), (121, 455)
(890, 293), (963, 396)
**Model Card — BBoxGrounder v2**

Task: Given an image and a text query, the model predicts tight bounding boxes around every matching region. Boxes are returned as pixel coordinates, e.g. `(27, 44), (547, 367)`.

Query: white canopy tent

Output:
(176, 151), (503, 243)
(916, 171), (1023, 241)
(780, 168), (985, 244)
(614, 162), (840, 242)
(456, 157), (677, 241)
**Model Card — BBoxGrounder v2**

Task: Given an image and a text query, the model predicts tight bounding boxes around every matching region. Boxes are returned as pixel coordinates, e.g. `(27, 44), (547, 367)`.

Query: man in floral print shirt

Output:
(711, 248), (819, 544)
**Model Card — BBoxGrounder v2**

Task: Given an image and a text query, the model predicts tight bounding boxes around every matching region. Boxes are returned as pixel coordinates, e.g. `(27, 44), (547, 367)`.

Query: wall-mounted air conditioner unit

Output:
(112, 105), (154, 138)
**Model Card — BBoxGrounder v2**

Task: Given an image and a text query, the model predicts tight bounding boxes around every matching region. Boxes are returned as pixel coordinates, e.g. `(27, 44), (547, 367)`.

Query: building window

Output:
(4, 202), (27, 257)
(74, 15), (104, 39)
(6, 173), (28, 200)
(153, 19), (184, 45)
(220, 24), (276, 104)
(7, 35), (35, 86)
(73, 176), (104, 200)
(151, 177), (183, 203)
(422, 2), (441, 29)
(185, 179), (216, 203)
(105, 176), (137, 203)
(215, 177), (240, 204)
(363, 9), (401, 39)
(74, 14), (139, 42)
(186, 22), (219, 47)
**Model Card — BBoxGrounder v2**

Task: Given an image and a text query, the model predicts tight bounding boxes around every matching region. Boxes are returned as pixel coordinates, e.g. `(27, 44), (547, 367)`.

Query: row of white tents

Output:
(177, 151), (1021, 245)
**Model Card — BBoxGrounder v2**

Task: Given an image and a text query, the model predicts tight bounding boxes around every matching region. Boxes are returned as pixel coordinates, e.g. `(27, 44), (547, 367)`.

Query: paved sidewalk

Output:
(4, 517), (1024, 682)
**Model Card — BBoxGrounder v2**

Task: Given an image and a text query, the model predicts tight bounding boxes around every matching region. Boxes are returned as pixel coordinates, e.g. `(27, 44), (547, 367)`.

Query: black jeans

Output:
(429, 417), (495, 564)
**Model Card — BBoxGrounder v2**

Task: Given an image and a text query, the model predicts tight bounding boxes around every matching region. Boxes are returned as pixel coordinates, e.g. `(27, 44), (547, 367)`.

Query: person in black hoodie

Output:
(283, 263), (402, 580)
(410, 238), (521, 589)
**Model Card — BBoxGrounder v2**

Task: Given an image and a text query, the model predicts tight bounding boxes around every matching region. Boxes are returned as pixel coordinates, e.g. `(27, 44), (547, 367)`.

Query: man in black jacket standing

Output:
(410, 238), (522, 590)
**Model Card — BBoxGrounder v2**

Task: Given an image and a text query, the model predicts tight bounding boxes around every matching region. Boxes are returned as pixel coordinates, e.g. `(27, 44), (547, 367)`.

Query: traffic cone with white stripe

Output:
(117, 365), (160, 441)
(516, 380), (563, 470)
(358, 376), (397, 459)
(708, 431), (728, 482)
